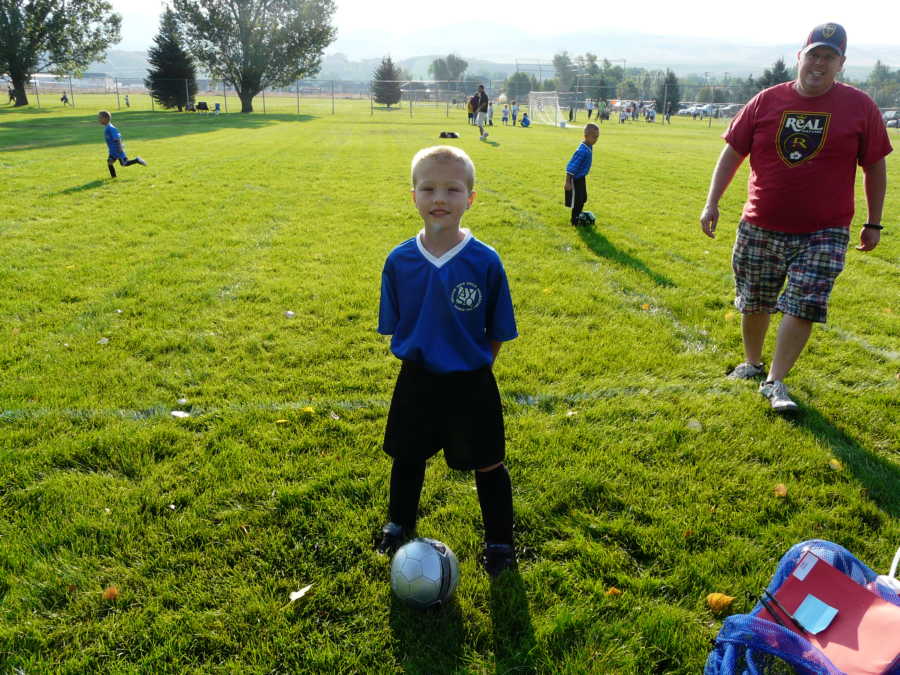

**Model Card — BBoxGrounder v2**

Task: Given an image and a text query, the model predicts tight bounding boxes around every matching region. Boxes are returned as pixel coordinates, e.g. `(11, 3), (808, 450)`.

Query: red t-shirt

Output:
(724, 81), (892, 234)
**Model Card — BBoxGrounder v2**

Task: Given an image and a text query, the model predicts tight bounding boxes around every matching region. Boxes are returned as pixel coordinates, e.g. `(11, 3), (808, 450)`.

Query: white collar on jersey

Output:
(416, 228), (473, 268)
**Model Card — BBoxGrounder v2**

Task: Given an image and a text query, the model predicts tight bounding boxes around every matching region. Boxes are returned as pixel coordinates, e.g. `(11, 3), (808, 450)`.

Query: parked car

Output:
(883, 110), (900, 128)
(720, 104), (744, 117)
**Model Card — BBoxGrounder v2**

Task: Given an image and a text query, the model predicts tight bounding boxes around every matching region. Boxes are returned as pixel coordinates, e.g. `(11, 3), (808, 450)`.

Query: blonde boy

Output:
(376, 146), (518, 576)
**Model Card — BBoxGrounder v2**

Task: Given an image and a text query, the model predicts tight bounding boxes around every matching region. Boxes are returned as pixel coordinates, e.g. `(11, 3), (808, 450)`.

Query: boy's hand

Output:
(564, 176), (573, 190)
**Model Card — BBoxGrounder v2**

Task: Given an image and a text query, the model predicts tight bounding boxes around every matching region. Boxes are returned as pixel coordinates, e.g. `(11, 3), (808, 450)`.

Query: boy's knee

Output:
(476, 462), (503, 473)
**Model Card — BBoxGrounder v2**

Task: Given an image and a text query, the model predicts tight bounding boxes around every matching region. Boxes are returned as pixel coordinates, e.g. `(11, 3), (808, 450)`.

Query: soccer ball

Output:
(390, 538), (460, 609)
(576, 211), (596, 226)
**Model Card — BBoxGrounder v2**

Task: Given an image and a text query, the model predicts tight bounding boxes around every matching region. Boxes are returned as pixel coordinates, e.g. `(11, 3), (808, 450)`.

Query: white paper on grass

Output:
(289, 584), (313, 603)
(171, 410), (190, 418)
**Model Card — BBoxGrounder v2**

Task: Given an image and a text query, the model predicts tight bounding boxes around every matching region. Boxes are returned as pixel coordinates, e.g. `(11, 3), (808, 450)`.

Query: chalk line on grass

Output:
(822, 326), (899, 361)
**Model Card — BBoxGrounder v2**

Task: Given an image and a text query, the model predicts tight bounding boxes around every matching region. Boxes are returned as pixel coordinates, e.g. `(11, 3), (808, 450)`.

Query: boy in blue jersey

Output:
(98, 111), (147, 178)
(564, 123), (599, 225)
(377, 145), (519, 577)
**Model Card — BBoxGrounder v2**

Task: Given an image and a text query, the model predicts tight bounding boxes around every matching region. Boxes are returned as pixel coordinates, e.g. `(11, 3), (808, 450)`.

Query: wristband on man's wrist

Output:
(863, 223), (883, 230)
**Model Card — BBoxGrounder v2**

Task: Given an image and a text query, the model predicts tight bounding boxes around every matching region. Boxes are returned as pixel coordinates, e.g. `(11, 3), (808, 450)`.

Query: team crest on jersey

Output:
(451, 282), (482, 311)
(776, 111), (831, 167)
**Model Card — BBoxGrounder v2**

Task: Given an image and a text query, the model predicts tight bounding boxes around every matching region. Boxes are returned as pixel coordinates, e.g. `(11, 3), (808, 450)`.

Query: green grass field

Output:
(1, 95), (898, 673)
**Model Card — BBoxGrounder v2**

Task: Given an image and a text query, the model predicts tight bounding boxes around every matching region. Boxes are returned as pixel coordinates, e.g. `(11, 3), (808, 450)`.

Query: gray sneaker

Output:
(759, 380), (799, 413)
(727, 361), (767, 380)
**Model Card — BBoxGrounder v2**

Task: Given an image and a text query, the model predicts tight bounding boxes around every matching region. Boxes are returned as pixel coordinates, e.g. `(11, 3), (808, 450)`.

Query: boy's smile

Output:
(412, 157), (475, 231)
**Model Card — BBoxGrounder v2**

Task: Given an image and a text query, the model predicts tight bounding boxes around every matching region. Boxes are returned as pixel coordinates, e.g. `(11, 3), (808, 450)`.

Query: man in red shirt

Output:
(699, 23), (891, 412)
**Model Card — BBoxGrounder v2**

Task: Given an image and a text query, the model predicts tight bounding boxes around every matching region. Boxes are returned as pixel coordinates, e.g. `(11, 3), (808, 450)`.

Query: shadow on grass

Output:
(490, 568), (537, 673)
(0, 110), (318, 152)
(788, 406), (900, 518)
(389, 593), (465, 673)
(52, 179), (107, 195)
(577, 225), (675, 287)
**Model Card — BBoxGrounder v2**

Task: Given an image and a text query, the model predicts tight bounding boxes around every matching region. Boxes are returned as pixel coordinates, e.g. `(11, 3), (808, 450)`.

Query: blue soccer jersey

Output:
(378, 229), (518, 374)
(566, 141), (592, 179)
(105, 124), (124, 157)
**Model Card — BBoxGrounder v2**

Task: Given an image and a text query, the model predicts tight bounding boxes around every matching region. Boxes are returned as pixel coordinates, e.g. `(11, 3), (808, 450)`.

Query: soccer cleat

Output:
(135, 157), (148, 166)
(482, 542), (516, 577)
(727, 361), (767, 380)
(759, 379), (799, 413)
(376, 521), (407, 556)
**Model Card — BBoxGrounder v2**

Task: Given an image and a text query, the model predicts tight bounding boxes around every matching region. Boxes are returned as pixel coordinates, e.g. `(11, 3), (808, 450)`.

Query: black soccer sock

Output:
(124, 158), (140, 166)
(107, 163), (117, 178)
(388, 459), (426, 532)
(475, 464), (514, 545)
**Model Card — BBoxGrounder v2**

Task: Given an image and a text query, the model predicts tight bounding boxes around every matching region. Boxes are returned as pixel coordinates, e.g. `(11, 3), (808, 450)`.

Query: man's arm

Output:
(699, 144), (745, 239)
(857, 158), (887, 252)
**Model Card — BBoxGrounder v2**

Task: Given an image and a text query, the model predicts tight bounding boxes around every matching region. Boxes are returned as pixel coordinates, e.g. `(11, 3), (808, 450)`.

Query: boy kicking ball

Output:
(98, 111), (147, 178)
(376, 145), (519, 577)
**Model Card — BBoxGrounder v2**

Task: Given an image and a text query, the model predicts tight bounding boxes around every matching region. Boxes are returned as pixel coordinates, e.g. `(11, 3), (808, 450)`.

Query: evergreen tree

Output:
(756, 57), (793, 90)
(654, 70), (681, 114)
(372, 56), (402, 107)
(144, 8), (197, 112)
(737, 74), (760, 103)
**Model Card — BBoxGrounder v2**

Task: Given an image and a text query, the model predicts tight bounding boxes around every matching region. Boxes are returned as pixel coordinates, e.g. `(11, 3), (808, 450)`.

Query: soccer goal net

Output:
(527, 91), (563, 126)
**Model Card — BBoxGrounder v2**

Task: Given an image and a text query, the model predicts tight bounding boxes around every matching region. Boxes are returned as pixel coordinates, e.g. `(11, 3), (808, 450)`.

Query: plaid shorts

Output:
(732, 221), (849, 323)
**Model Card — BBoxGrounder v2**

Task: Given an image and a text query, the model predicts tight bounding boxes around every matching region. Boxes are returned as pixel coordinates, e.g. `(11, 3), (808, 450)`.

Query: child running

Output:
(376, 145), (519, 577)
(98, 111), (147, 178)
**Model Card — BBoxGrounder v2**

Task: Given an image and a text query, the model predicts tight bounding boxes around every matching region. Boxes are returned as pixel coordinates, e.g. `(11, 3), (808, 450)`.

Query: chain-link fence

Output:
(8, 74), (897, 134)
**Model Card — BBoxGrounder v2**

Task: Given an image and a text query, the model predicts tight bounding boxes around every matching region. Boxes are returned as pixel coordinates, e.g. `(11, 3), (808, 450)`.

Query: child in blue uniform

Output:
(377, 145), (519, 576)
(98, 111), (147, 178)
(564, 123), (599, 225)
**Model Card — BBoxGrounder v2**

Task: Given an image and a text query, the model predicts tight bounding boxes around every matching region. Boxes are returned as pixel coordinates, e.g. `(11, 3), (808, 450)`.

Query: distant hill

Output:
(88, 27), (899, 84)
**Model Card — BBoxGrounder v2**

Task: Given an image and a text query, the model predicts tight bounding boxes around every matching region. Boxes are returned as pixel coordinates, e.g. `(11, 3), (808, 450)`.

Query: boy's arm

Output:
(490, 340), (502, 364)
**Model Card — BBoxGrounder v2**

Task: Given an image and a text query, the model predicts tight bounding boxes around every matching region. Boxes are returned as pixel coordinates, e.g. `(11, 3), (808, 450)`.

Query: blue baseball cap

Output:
(802, 23), (847, 57)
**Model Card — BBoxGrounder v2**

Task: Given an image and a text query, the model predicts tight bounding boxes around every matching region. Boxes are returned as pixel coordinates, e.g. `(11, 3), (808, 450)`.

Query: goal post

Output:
(527, 91), (563, 126)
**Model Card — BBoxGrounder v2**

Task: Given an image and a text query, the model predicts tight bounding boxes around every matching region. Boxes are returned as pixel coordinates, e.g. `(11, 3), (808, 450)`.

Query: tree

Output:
(756, 57), (793, 90)
(505, 71), (531, 100)
(173, 0), (336, 113)
(866, 60), (900, 106)
(0, 0), (121, 106)
(144, 8), (197, 112)
(654, 69), (681, 114)
(428, 53), (467, 83)
(553, 51), (576, 91)
(616, 78), (640, 100)
(372, 56), (402, 107)
(737, 74), (760, 103)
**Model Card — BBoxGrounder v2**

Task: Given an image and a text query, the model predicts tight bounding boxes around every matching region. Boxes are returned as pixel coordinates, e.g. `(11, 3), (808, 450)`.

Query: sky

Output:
(111, 0), (897, 60)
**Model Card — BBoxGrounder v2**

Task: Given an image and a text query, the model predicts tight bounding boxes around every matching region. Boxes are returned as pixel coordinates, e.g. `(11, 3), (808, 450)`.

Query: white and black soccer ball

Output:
(577, 211), (596, 226)
(390, 538), (460, 609)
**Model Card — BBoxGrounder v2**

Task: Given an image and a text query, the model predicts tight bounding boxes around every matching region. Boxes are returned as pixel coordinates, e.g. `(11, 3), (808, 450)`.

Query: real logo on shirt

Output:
(776, 111), (831, 167)
(451, 282), (482, 311)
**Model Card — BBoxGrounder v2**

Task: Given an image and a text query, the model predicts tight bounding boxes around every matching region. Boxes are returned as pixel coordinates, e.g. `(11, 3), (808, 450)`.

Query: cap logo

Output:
(822, 24), (836, 38)
(776, 111), (831, 167)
